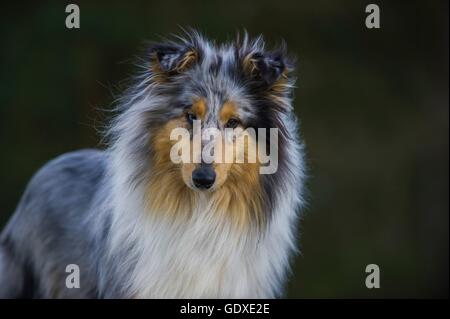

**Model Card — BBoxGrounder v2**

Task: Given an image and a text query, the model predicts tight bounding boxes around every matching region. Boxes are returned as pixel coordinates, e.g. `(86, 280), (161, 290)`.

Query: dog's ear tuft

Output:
(149, 44), (198, 77)
(243, 51), (288, 87)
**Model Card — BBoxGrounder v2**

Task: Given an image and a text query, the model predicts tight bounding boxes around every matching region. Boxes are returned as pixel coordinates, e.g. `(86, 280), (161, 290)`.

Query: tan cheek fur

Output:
(213, 132), (263, 229)
(146, 117), (194, 219)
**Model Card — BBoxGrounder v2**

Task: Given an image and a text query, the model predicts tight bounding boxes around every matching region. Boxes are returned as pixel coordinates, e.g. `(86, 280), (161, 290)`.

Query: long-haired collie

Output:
(0, 31), (305, 298)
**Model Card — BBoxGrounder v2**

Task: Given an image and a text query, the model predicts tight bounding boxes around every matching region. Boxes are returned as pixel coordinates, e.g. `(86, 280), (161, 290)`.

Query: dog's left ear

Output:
(243, 51), (291, 87)
(149, 44), (199, 78)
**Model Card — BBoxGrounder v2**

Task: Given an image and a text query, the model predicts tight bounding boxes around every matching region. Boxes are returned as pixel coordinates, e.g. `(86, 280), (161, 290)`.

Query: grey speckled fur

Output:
(0, 150), (111, 298)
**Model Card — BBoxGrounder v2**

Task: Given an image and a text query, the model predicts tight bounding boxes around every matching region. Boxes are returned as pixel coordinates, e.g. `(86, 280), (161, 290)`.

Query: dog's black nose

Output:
(192, 165), (216, 189)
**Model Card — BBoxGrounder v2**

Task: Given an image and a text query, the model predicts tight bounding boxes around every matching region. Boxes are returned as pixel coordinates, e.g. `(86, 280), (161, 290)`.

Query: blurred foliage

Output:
(0, 0), (448, 298)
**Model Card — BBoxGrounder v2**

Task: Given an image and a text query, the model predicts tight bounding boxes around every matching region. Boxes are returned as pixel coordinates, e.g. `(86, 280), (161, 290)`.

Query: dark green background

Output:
(0, 1), (448, 298)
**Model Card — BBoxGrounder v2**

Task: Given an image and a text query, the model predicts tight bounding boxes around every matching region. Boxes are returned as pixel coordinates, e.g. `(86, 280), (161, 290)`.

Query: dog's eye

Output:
(225, 118), (240, 129)
(186, 112), (197, 124)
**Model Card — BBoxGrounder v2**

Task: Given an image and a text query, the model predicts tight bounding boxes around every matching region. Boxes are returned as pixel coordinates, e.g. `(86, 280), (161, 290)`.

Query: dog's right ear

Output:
(149, 44), (199, 79)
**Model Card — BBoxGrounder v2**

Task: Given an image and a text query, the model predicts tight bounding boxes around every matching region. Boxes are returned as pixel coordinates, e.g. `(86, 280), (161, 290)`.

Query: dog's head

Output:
(146, 32), (295, 191)
(113, 31), (297, 226)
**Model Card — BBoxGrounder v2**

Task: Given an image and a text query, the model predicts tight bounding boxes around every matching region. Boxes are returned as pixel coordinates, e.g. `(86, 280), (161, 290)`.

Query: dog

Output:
(0, 30), (305, 298)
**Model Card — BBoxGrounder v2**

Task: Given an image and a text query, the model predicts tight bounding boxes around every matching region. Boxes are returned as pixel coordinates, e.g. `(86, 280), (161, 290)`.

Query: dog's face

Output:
(152, 89), (261, 193)
(147, 34), (294, 196)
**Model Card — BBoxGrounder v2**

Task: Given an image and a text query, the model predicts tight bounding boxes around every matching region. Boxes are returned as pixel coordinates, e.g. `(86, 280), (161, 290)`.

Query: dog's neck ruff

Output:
(105, 142), (302, 298)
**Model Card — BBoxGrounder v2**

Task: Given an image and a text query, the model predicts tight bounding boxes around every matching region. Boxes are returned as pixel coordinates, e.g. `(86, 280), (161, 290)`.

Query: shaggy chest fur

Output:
(107, 192), (287, 298)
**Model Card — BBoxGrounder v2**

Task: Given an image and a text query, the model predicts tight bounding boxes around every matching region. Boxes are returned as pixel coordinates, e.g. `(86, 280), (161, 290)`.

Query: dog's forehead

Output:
(184, 82), (251, 122)
(193, 51), (238, 95)
(181, 49), (254, 120)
